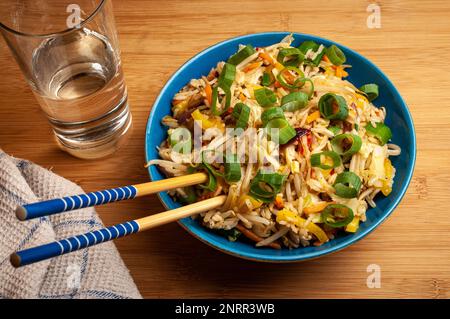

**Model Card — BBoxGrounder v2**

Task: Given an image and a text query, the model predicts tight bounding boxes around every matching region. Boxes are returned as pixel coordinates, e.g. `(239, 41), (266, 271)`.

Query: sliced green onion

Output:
(359, 84), (379, 102)
(214, 228), (242, 242)
(265, 118), (296, 144)
(168, 128), (192, 154)
(217, 62), (236, 88)
(232, 103), (250, 129)
(261, 107), (285, 127)
(249, 171), (287, 203)
(254, 87), (277, 107)
(331, 133), (362, 157)
(299, 41), (319, 55)
(277, 48), (304, 67)
(276, 66), (304, 90)
(201, 150), (223, 178)
(211, 86), (232, 115)
(227, 45), (256, 65)
(280, 91), (309, 112)
(322, 204), (354, 228)
(325, 45), (346, 66)
(199, 170), (217, 192)
(310, 151), (342, 169)
(319, 93), (348, 120)
(328, 126), (341, 136)
(178, 187), (197, 204)
(365, 122), (392, 145)
(333, 172), (362, 198)
(224, 154), (241, 183)
(299, 41), (325, 66)
(262, 72), (274, 86)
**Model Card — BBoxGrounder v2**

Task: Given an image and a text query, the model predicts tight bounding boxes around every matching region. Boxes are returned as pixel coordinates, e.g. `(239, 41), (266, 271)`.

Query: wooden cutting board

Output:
(1, 0), (449, 298)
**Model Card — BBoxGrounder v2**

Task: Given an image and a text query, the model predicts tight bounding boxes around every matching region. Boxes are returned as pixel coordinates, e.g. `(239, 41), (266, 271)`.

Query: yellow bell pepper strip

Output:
(239, 195), (263, 210)
(191, 109), (225, 132)
(306, 110), (320, 124)
(276, 209), (329, 243)
(345, 216), (360, 233)
(303, 201), (335, 215)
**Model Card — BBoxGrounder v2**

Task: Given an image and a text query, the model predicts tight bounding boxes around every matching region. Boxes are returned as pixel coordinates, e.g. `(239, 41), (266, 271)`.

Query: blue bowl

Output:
(145, 32), (416, 262)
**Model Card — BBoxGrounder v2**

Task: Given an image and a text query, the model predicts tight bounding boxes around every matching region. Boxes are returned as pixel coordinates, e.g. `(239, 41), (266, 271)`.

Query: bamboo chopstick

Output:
(11, 195), (226, 267)
(15, 172), (208, 221)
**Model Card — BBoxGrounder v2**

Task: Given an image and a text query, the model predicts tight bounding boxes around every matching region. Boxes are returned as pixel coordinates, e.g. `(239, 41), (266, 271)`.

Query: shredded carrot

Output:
(281, 69), (295, 84)
(306, 111), (320, 124)
(235, 224), (281, 249)
(303, 201), (336, 215)
(274, 195), (284, 209)
(239, 93), (246, 101)
(243, 61), (263, 73)
(322, 55), (331, 63)
(258, 52), (274, 65)
(274, 81), (282, 88)
(204, 83), (212, 105)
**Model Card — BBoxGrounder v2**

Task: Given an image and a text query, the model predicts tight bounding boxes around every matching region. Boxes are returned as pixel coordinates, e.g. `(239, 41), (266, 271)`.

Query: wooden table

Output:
(1, 0), (449, 298)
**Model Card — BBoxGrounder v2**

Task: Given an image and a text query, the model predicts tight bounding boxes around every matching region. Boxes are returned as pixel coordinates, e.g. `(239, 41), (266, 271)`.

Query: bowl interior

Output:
(145, 32), (416, 262)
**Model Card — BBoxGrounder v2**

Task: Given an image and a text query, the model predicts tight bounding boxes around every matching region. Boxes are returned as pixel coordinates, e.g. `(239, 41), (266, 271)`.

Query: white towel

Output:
(0, 150), (141, 299)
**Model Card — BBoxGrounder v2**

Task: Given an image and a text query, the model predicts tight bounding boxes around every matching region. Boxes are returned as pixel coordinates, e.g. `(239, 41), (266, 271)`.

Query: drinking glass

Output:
(0, 0), (132, 159)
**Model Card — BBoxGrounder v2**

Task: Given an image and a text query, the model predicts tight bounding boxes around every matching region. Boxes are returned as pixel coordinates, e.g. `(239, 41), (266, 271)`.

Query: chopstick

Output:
(10, 195), (226, 267)
(15, 172), (208, 221)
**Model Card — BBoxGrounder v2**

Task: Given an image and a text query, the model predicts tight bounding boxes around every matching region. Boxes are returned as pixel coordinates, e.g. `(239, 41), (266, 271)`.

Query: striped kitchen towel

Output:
(0, 150), (141, 299)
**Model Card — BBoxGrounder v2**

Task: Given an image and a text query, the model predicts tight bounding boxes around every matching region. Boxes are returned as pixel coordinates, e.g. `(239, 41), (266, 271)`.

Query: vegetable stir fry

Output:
(146, 35), (400, 249)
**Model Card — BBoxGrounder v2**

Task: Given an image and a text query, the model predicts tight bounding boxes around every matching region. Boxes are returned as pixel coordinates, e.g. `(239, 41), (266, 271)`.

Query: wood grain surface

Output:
(1, 0), (449, 298)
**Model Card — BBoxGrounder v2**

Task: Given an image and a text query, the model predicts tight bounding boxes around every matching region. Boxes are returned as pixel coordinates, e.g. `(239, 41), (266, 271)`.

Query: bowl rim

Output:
(145, 31), (417, 262)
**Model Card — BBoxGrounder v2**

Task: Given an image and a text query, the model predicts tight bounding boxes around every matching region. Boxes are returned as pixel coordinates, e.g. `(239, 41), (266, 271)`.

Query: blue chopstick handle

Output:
(10, 221), (140, 267)
(17, 186), (138, 220)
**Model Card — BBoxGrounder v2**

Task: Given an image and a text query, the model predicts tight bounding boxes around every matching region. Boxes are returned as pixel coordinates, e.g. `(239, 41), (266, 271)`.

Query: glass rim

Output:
(0, 0), (106, 38)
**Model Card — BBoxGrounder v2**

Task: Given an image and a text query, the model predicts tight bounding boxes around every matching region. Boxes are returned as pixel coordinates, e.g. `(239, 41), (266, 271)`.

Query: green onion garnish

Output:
(322, 204), (354, 228)
(333, 171), (362, 198)
(359, 83), (379, 102)
(224, 154), (242, 183)
(281, 91), (309, 112)
(227, 45), (256, 65)
(325, 45), (346, 66)
(318, 93), (348, 120)
(254, 87), (277, 107)
(211, 62), (236, 115)
(232, 102), (251, 129)
(199, 169), (217, 192)
(217, 62), (236, 88)
(265, 118), (296, 144)
(261, 107), (285, 127)
(328, 126), (341, 136)
(178, 187), (197, 204)
(365, 122), (392, 145)
(331, 133), (362, 157)
(211, 86), (232, 115)
(249, 171), (287, 203)
(201, 150), (223, 178)
(276, 66), (304, 90)
(299, 41), (325, 66)
(277, 48), (304, 67)
(262, 72), (274, 86)
(168, 127), (192, 154)
(310, 151), (342, 169)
